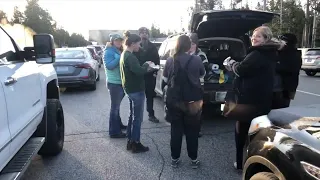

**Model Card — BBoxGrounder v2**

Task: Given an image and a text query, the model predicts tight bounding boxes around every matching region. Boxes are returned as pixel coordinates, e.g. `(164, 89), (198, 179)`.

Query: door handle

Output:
(4, 77), (17, 86)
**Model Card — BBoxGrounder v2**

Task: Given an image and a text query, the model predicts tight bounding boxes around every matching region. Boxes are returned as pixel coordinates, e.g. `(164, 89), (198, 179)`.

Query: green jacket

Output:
(120, 50), (149, 93)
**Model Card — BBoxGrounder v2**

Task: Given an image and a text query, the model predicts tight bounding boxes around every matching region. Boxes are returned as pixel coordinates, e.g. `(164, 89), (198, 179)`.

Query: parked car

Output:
(54, 47), (100, 90)
(87, 46), (102, 67)
(301, 48), (320, 76)
(242, 104), (320, 180)
(155, 10), (278, 112)
(88, 45), (103, 56)
(0, 26), (65, 179)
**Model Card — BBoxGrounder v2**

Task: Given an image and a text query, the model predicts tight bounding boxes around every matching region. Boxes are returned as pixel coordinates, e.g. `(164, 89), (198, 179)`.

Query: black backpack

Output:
(166, 55), (203, 106)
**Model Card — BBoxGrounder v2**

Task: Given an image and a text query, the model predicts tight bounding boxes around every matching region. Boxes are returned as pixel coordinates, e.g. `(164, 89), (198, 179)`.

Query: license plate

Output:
(56, 67), (68, 72)
(215, 92), (227, 102)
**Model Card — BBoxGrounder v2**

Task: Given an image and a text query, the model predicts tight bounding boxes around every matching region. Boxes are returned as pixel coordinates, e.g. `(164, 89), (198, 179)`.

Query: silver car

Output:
(301, 48), (320, 76)
(54, 47), (100, 90)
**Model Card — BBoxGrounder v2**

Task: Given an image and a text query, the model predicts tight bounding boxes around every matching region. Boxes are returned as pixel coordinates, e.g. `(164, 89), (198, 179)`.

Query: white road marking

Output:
(297, 90), (320, 97)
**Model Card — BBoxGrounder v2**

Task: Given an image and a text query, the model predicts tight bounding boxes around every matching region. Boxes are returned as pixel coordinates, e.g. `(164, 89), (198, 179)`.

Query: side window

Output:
(0, 28), (16, 63)
(162, 40), (176, 60)
(158, 41), (167, 58)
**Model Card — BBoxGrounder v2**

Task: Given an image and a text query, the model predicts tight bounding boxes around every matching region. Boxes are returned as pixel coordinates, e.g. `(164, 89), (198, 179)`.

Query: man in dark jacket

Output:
(134, 27), (160, 123)
(272, 33), (302, 109)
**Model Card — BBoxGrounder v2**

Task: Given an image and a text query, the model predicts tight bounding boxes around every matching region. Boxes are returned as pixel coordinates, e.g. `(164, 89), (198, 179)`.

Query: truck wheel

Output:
(305, 71), (317, 76)
(38, 99), (65, 156)
(250, 172), (279, 180)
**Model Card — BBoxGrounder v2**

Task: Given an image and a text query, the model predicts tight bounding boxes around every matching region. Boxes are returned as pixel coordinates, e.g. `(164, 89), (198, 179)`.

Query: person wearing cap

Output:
(188, 33), (208, 138)
(272, 33), (302, 108)
(134, 27), (160, 123)
(104, 34), (127, 138)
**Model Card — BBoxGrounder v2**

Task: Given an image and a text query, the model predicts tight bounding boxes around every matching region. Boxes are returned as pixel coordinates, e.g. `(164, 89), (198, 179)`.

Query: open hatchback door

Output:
(190, 10), (279, 39)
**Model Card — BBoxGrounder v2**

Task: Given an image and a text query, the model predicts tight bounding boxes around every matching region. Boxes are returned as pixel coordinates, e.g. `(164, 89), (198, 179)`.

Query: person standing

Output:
(223, 26), (280, 170)
(134, 27), (160, 123)
(104, 34), (126, 138)
(120, 31), (155, 153)
(163, 35), (205, 169)
(272, 33), (302, 109)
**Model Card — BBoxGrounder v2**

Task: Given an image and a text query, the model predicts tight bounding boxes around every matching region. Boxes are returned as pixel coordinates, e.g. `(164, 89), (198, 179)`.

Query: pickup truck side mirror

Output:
(33, 34), (55, 64)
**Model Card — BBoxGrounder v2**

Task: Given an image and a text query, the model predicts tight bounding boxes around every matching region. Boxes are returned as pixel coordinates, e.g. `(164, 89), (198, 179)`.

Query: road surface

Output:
(22, 71), (320, 180)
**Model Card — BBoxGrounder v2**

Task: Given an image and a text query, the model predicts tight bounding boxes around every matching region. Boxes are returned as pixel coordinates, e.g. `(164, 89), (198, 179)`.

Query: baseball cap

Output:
(109, 34), (123, 42)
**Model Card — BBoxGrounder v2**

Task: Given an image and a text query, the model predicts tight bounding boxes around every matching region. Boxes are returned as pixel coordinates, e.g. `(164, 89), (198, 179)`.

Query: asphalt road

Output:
(22, 70), (320, 180)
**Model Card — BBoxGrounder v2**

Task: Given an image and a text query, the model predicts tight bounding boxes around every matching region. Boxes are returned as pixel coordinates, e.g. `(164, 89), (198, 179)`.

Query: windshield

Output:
(306, 49), (320, 56)
(56, 50), (86, 59)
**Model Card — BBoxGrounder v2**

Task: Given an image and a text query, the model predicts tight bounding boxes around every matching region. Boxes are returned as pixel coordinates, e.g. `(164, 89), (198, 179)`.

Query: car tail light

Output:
(75, 63), (91, 69)
(301, 161), (320, 179)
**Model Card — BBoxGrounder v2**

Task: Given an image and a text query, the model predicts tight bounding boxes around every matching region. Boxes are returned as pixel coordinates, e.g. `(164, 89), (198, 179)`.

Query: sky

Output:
(1, 0), (307, 39)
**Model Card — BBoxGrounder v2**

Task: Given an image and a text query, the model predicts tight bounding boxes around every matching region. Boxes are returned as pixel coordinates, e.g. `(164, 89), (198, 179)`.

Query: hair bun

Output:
(123, 31), (131, 38)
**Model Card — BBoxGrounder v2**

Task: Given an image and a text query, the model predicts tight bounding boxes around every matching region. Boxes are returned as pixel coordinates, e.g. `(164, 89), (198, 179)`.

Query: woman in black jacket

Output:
(223, 26), (281, 170)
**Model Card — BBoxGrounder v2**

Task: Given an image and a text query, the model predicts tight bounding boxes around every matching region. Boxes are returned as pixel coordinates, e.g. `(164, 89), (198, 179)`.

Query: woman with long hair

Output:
(223, 26), (281, 170)
(104, 34), (126, 138)
(120, 31), (154, 153)
(162, 35), (205, 169)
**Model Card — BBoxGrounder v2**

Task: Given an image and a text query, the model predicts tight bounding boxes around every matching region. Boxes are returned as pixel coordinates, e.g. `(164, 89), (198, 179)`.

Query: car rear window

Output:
(56, 50), (86, 59)
(305, 49), (320, 56)
(94, 46), (102, 52)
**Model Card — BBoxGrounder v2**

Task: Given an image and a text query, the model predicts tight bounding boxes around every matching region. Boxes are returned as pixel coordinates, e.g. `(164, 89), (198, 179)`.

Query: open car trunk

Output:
(198, 37), (246, 84)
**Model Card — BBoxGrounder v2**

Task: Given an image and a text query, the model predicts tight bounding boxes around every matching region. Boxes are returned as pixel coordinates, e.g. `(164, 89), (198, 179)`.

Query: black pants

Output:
(235, 121), (251, 169)
(145, 75), (156, 117)
(168, 106), (201, 160)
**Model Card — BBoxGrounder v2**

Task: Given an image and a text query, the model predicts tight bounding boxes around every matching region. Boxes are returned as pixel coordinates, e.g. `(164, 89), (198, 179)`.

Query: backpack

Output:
(166, 55), (203, 107)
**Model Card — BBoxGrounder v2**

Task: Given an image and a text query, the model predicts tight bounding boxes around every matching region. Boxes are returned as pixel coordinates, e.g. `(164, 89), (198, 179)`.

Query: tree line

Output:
(0, 0), (90, 47)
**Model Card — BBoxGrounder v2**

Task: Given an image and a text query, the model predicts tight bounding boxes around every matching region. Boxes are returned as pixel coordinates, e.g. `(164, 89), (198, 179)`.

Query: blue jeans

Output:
(127, 91), (145, 142)
(107, 83), (125, 135)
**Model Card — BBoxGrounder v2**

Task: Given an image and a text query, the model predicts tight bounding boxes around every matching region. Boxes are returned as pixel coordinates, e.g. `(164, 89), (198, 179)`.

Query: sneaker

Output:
(171, 158), (181, 168)
(149, 116), (160, 123)
(131, 142), (149, 153)
(127, 140), (132, 150)
(110, 132), (126, 138)
(120, 124), (127, 130)
(191, 159), (200, 169)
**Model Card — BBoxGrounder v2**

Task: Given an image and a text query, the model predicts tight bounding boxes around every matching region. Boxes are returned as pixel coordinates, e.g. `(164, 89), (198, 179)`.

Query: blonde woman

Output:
(223, 26), (281, 170)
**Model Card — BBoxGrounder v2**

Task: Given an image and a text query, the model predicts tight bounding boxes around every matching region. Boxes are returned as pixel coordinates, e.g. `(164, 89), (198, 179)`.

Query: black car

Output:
(54, 47), (100, 90)
(242, 104), (320, 180)
(155, 10), (278, 114)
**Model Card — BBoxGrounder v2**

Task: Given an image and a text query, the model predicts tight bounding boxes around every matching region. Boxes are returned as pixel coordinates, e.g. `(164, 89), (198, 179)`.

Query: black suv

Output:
(155, 10), (277, 113)
(243, 104), (320, 180)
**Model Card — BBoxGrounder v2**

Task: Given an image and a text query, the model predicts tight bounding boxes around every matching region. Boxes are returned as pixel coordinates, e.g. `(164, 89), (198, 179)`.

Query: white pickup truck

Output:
(0, 25), (65, 179)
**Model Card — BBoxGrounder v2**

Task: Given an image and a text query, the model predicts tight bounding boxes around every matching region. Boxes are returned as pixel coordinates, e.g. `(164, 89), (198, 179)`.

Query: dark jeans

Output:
(127, 91), (145, 142)
(235, 121), (251, 169)
(168, 106), (201, 160)
(107, 83), (125, 136)
(145, 75), (156, 117)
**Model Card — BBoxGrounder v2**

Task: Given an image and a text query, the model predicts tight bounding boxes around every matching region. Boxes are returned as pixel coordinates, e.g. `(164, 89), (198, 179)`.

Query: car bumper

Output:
(301, 65), (320, 71)
(57, 77), (95, 87)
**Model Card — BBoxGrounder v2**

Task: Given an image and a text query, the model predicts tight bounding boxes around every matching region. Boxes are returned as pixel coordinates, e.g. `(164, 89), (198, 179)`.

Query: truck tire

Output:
(250, 172), (279, 180)
(38, 99), (65, 156)
(305, 71), (317, 76)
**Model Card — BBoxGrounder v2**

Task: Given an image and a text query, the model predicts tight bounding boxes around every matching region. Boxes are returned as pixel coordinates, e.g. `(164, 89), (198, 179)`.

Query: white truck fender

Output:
(37, 64), (58, 106)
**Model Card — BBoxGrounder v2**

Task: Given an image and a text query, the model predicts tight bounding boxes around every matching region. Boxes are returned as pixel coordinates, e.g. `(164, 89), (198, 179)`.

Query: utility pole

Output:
(304, 0), (311, 47)
(263, 0), (267, 11)
(280, 0), (283, 33)
(312, 9), (318, 47)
